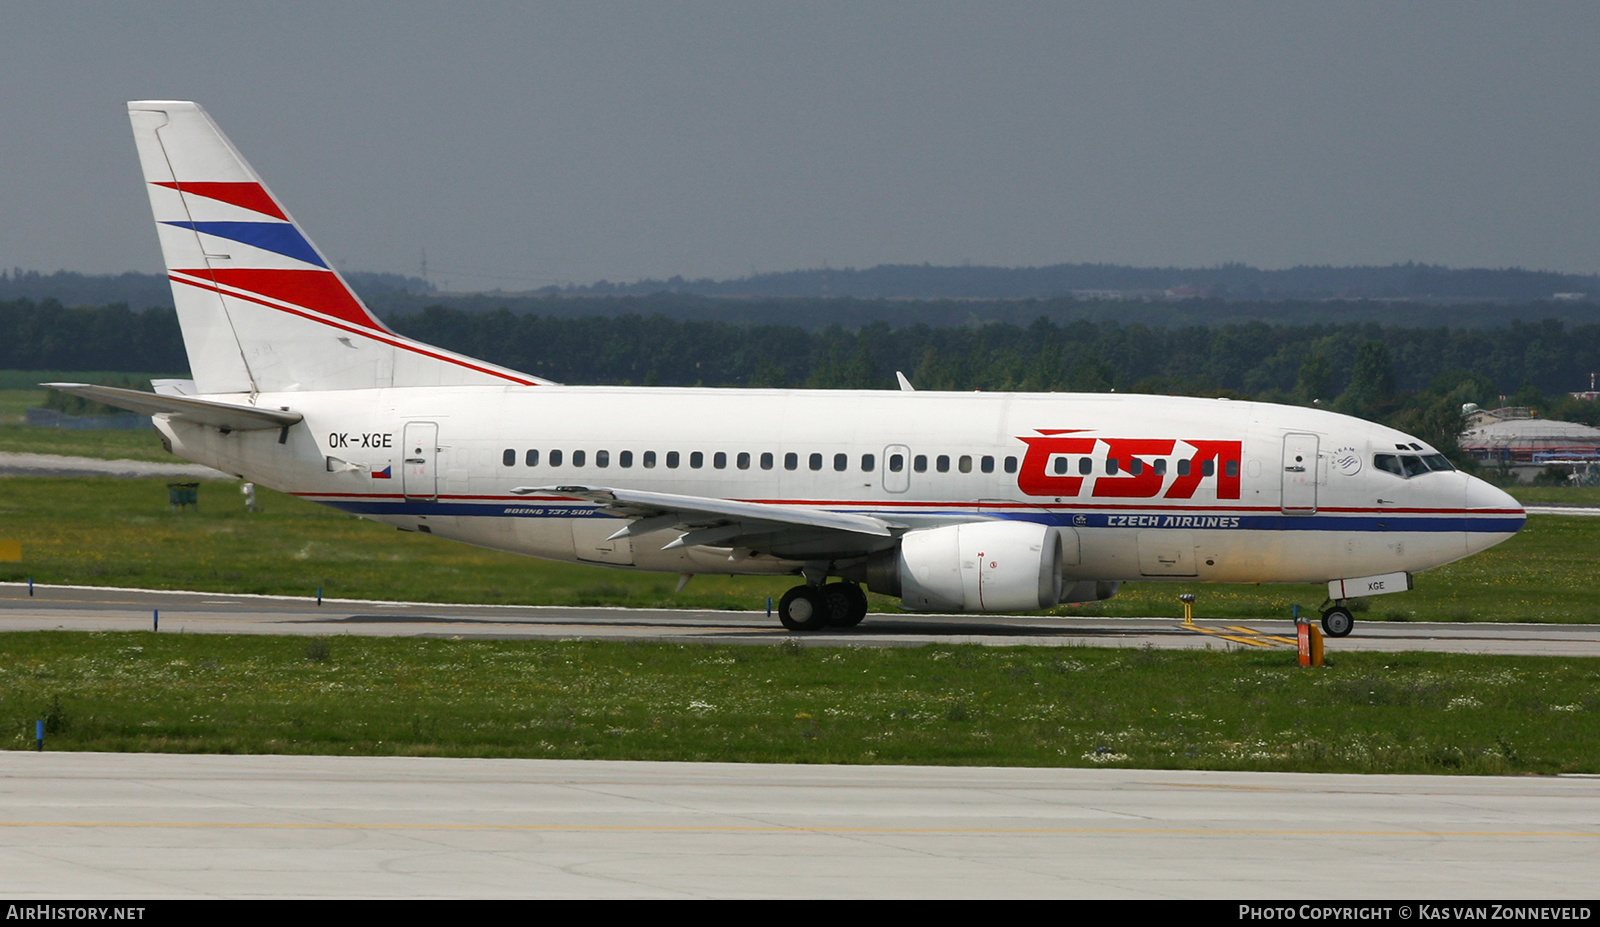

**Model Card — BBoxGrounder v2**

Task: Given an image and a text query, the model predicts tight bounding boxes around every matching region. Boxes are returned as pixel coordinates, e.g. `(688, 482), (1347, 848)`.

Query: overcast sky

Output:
(3, 2), (1597, 290)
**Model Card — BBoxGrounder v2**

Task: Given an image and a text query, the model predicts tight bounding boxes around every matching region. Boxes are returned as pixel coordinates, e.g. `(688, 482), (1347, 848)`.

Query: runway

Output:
(2, 752), (1597, 899)
(5, 581), (1600, 656)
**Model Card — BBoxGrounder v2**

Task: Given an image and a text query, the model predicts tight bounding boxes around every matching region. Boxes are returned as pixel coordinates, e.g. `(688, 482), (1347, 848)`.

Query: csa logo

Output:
(1015, 430), (1243, 500)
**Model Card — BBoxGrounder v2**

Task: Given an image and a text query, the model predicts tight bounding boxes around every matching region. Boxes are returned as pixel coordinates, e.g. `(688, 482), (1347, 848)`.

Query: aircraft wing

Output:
(513, 484), (903, 557)
(43, 383), (303, 432)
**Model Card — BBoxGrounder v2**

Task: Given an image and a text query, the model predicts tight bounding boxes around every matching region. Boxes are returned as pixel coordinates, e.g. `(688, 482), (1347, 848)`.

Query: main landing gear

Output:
(1320, 603), (1355, 638)
(778, 581), (868, 631)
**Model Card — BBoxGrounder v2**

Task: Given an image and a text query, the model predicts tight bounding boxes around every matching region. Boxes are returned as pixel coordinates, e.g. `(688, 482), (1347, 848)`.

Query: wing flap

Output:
(512, 484), (901, 556)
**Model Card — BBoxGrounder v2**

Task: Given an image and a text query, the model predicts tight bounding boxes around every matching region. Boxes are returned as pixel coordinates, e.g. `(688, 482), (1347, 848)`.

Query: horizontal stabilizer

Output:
(43, 383), (302, 432)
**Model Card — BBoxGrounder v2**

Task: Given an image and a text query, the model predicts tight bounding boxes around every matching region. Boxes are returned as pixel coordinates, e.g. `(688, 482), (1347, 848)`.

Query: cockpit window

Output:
(1375, 452), (1453, 478)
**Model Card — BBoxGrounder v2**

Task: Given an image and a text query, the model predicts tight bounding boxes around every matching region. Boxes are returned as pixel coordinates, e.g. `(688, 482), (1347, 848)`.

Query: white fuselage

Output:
(156, 385), (1525, 588)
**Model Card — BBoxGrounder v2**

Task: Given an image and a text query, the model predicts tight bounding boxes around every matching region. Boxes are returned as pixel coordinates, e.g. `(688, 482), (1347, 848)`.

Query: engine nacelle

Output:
(893, 521), (1064, 613)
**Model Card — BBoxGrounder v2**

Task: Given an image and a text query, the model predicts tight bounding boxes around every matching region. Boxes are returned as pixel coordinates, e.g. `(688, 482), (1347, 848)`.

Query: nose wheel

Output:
(1320, 605), (1354, 637)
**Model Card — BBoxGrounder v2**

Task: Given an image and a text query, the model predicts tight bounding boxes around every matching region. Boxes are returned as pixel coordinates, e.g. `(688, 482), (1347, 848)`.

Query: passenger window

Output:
(833, 453), (847, 472)
(525, 449), (539, 467)
(667, 451), (680, 469)
(620, 450), (633, 468)
(714, 452), (727, 469)
(1202, 460), (1214, 477)
(981, 456), (994, 474)
(596, 450), (609, 468)
(1224, 460), (1238, 478)
(572, 450), (586, 467)
(736, 452), (750, 470)
(958, 455), (972, 473)
(761, 452), (774, 470)
(889, 454), (905, 472)
(643, 450), (657, 468)
(1129, 459), (1142, 475)
(914, 455), (928, 472)
(785, 452), (798, 471)
(936, 455), (950, 473)
(861, 454), (875, 472)
(809, 453), (823, 471)
(1106, 458), (1119, 475)
(1079, 458), (1093, 475)
(1053, 457), (1069, 475)
(550, 449), (563, 467)
(502, 449), (515, 467)
(1154, 459), (1167, 476)
(1004, 456), (1017, 474)
(1178, 459), (1191, 476)
(690, 451), (703, 469)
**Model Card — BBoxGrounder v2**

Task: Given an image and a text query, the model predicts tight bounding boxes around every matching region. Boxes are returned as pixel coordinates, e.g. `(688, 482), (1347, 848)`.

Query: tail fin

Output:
(127, 101), (547, 394)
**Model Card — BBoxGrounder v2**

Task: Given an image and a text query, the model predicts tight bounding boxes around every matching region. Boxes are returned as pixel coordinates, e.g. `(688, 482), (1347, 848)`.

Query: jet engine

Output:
(858, 521), (1066, 612)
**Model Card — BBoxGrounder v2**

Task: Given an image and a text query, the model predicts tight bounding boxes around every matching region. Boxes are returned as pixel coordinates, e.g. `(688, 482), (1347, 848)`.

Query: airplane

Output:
(49, 100), (1527, 637)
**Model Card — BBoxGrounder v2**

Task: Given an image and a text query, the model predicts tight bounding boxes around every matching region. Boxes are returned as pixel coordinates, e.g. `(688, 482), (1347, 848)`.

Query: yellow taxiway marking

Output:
(1179, 622), (1297, 648)
(1229, 625), (1298, 645)
(1, 821), (1596, 838)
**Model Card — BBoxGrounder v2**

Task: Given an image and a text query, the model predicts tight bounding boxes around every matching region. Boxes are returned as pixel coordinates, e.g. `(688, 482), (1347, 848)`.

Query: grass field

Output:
(0, 425), (169, 461)
(0, 475), (1596, 622)
(4, 632), (1596, 774)
(0, 390), (44, 425)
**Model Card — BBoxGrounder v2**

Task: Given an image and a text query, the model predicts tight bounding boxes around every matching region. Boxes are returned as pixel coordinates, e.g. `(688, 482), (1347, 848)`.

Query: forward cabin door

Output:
(402, 422), (439, 501)
(1281, 432), (1319, 514)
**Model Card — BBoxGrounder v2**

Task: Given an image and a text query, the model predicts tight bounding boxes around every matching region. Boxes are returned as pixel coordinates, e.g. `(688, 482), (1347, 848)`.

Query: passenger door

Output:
(1281, 432), (1318, 514)
(402, 422), (438, 501)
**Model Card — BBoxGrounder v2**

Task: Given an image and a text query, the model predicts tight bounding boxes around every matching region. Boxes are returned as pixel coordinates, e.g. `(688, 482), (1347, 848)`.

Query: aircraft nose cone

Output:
(1463, 473), (1525, 553)
(1465, 474), (1522, 516)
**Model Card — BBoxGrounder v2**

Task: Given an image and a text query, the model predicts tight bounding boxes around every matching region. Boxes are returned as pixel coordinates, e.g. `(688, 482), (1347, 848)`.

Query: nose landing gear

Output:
(1320, 603), (1355, 637)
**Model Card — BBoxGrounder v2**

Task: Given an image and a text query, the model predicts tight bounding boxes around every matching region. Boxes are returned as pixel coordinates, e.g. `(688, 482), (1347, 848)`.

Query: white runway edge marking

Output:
(1, 820), (1597, 837)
